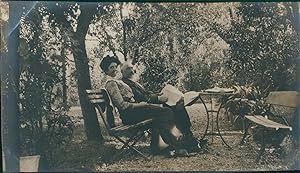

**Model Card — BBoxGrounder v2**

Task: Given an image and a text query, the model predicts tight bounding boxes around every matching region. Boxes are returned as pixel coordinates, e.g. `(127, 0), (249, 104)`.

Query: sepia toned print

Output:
(1, 1), (300, 172)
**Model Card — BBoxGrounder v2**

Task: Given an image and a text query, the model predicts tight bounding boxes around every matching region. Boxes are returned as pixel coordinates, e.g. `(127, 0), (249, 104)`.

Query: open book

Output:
(160, 85), (200, 106)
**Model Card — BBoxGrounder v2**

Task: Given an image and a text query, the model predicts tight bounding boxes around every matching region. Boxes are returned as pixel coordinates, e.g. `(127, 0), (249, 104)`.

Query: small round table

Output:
(185, 88), (235, 149)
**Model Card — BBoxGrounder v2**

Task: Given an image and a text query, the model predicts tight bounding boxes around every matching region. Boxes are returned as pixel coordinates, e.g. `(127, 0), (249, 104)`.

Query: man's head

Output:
(121, 62), (135, 79)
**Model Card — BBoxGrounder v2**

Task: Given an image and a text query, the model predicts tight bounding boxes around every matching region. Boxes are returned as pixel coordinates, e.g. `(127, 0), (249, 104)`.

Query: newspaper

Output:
(183, 91), (200, 106)
(161, 85), (200, 106)
(160, 85), (184, 106)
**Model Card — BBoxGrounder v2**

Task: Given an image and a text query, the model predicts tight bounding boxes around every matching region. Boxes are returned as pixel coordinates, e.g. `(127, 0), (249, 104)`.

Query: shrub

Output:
(140, 55), (179, 92)
(182, 60), (212, 91)
(222, 85), (265, 129)
(19, 56), (74, 167)
(19, 10), (74, 166)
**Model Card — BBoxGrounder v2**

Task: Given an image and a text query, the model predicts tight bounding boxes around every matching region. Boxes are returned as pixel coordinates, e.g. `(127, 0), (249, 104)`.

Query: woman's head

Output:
(100, 55), (121, 77)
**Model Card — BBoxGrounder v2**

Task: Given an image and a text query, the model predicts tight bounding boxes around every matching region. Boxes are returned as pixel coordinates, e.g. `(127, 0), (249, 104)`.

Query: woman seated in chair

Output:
(99, 55), (190, 157)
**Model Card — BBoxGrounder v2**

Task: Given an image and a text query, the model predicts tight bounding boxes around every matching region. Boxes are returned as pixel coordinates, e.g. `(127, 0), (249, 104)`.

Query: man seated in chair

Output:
(100, 55), (194, 157)
(120, 62), (205, 153)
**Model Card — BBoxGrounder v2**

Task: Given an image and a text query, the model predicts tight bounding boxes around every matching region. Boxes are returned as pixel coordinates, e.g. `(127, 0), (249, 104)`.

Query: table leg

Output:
(198, 92), (235, 149)
(216, 103), (232, 149)
(210, 95), (214, 143)
(198, 96), (209, 141)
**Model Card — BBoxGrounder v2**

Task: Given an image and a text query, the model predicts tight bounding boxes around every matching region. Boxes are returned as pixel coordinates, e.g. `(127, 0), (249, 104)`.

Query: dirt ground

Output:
(51, 103), (300, 172)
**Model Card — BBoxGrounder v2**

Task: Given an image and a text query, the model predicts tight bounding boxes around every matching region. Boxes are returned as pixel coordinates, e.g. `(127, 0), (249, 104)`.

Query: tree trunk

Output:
(72, 4), (104, 142)
(62, 48), (68, 108)
(46, 2), (104, 142)
(120, 3), (127, 60)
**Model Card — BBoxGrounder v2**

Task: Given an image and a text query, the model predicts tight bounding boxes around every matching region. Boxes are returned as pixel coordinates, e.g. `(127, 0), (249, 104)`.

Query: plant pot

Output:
(2, 153), (40, 172)
(20, 155), (40, 172)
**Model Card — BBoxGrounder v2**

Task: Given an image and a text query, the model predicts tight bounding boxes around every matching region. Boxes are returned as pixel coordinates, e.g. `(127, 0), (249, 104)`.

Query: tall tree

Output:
(47, 2), (104, 142)
(73, 3), (104, 142)
(119, 2), (127, 60)
(209, 2), (298, 92)
(126, 3), (212, 91)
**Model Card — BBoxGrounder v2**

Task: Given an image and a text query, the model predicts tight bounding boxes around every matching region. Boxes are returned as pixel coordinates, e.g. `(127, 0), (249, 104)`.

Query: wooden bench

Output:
(240, 91), (299, 162)
(86, 89), (153, 161)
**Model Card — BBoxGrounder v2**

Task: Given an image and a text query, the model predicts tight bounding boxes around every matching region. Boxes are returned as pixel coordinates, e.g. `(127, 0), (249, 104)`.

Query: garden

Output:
(1, 1), (299, 172)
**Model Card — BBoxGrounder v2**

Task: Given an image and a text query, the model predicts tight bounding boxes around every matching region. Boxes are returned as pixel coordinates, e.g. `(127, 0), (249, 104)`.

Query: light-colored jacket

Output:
(105, 79), (144, 111)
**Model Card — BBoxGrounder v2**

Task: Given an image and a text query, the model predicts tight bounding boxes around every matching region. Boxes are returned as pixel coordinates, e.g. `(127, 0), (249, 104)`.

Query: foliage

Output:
(19, 5), (74, 166)
(223, 85), (294, 148)
(224, 85), (264, 113)
(38, 2), (298, 104)
(91, 3), (224, 92)
(89, 3), (123, 89)
(222, 85), (265, 129)
(219, 2), (299, 92)
(125, 3), (216, 92)
(0, 2), (8, 95)
(182, 60), (212, 91)
(139, 53), (179, 92)
(46, 2), (105, 142)
(46, 2), (81, 106)
(0, 2), (8, 53)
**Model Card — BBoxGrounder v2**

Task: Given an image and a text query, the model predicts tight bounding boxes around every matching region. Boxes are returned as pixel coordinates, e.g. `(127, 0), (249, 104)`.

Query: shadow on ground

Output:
(49, 104), (300, 172)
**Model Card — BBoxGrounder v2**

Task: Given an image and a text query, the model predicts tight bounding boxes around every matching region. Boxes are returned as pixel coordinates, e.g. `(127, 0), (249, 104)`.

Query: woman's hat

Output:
(100, 55), (121, 72)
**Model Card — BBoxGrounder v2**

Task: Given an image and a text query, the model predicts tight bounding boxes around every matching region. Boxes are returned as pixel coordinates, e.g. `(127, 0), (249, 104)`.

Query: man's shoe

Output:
(152, 146), (175, 156)
(199, 138), (209, 152)
(175, 148), (189, 157)
(166, 148), (196, 158)
(187, 142), (204, 153)
(199, 138), (208, 147)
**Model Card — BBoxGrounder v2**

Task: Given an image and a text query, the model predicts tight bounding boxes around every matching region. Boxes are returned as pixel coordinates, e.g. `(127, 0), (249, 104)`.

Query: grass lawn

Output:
(49, 103), (300, 172)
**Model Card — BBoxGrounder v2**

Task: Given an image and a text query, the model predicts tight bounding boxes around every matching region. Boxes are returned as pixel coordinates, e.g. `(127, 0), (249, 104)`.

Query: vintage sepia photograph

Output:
(1, 1), (300, 172)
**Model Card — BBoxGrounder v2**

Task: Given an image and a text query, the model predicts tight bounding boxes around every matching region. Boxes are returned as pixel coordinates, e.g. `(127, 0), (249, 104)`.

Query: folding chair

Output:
(240, 91), (298, 162)
(86, 89), (153, 161)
